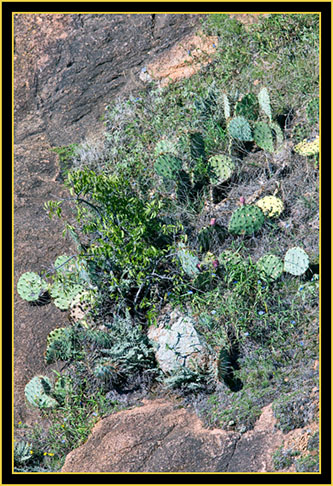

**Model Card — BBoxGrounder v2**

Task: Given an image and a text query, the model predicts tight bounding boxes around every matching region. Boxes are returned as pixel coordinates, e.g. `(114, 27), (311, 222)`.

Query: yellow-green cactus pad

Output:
(256, 196), (284, 218)
(294, 136), (319, 156)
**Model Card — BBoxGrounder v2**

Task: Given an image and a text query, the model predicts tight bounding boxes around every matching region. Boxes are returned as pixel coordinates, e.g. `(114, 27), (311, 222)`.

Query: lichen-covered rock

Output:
(148, 308), (216, 375)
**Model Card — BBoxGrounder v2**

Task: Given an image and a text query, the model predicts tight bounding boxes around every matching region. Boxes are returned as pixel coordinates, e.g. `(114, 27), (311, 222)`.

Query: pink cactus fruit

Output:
(212, 259), (219, 269)
(210, 218), (217, 226)
(239, 196), (245, 205)
(196, 263), (202, 272)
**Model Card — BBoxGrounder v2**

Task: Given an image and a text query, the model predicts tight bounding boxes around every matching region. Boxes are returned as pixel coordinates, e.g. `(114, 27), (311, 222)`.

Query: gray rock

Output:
(148, 308), (217, 376)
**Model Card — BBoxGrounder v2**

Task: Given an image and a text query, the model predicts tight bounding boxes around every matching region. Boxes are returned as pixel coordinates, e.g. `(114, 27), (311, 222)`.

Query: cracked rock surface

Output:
(61, 399), (240, 473)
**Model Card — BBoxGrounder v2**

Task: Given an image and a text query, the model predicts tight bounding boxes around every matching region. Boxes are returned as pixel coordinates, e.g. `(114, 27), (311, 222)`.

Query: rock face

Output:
(14, 13), (205, 425)
(61, 399), (240, 473)
(148, 308), (217, 375)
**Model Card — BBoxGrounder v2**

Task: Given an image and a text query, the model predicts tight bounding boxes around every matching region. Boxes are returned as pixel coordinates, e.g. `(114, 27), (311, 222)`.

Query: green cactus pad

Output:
(235, 93), (259, 121)
(256, 196), (284, 218)
(257, 254), (284, 281)
(24, 376), (58, 409)
(154, 154), (183, 180)
(258, 87), (272, 122)
(177, 243), (200, 277)
(49, 282), (83, 310)
(222, 93), (231, 120)
(154, 139), (178, 157)
(45, 327), (77, 364)
(228, 205), (265, 236)
(253, 122), (274, 153)
(284, 247), (309, 276)
(227, 116), (253, 141)
(17, 272), (48, 302)
(208, 154), (235, 184)
(190, 131), (206, 161)
(198, 227), (213, 252)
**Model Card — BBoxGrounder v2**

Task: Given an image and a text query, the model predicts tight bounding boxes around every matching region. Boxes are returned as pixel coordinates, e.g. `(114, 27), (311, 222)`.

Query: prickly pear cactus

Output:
(17, 272), (48, 302)
(208, 154), (235, 184)
(24, 375), (58, 409)
(284, 247), (310, 276)
(257, 254), (284, 281)
(227, 116), (253, 141)
(258, 87), (272, 122)
(45, 327), (77, 364)
(177, 243), (200, 277)
(154, 154), (183, 180)
(222, 93), (231, 120)
(253, 122), (274, 153)
(256, 196), (284, 218)
(154, 138), (178, 157)
(198, 227), (213, 252)
(190, 131), (206, 162)
(294, 136), (319, 156)
(54, 254), (74, 273)
(228, 205), (265, 236)
(49, 282), (83, 310)
(235, 93), (259, 121)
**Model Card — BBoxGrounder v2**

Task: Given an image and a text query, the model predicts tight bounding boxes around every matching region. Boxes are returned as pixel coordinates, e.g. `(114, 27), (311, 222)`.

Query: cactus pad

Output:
(222, 93), (231, 120)
(294, 136), (319, 156)
(227, 116), (253, 141)
(228, 205), (265, 236)
(17, 272), (48, 302)
(208, 154), (235, 184)
(24, 375), (58, 409)
(177, 243), (200, 277)
(218, 249), (243, 267)
(258, 87), (272, 122)
(154, 139), (178, 157)
(253, 122), (274, 153)
(256, 196), (284, 218)
(45, 327), (76, 364)
(49, 282), (83, 310)
(154, 154), (183, 180)
(284, 247), (309, 276)
(257, 254), (284, 281)
(235, 93), (259, 121)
